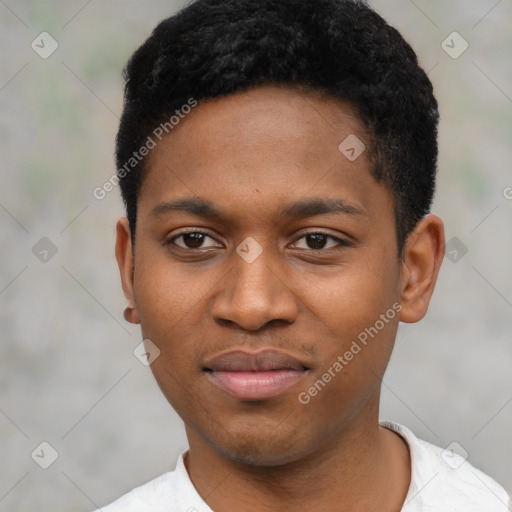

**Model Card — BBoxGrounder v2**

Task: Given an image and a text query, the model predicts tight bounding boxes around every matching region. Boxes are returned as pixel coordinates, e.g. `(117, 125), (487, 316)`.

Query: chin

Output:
(219, 443), (303, 467)
(204, 426), (314, 467)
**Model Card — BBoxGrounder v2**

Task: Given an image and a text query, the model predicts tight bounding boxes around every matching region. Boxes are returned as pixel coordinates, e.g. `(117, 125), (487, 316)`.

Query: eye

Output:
(292, 232), (348, 250)
(167, 231), (222, 250)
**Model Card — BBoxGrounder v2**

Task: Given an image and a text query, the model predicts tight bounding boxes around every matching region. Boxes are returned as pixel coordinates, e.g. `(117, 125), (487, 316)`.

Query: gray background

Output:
(0, 0), (511, 510)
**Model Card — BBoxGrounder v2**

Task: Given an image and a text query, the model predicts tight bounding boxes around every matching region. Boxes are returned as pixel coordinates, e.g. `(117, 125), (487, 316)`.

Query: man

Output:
(97, 0), (510, 510)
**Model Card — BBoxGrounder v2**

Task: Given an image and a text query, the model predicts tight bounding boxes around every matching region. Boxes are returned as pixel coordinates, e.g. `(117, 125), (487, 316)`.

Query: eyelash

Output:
(165, 230), (350, 252)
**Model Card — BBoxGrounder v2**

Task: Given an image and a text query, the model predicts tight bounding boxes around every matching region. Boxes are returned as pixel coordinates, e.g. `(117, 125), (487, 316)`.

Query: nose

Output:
(210, 246), (299, 331)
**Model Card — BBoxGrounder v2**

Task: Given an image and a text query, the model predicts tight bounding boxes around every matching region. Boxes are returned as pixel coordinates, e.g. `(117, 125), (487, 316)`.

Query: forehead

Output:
(150, 84), (368, 167)
(138, 84), (389, 227)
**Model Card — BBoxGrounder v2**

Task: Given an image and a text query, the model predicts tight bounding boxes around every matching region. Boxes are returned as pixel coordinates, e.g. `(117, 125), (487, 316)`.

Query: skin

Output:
(116, 84), (445, 511)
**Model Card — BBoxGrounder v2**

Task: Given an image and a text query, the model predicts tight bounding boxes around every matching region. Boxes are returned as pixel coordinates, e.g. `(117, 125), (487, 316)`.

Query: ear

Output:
(399, 214), (445, 323)
(115, 217), (140, 324)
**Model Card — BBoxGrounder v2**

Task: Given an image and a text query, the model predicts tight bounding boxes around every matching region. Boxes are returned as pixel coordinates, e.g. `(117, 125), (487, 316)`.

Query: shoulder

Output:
(380, 420), (510, 512)
(92, 471), (176, 512)
(92, 449), (212, 512)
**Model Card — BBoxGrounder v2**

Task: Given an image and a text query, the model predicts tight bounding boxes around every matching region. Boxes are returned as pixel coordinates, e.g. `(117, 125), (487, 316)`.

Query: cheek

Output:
(305, 256), (400, 379)
(132, 272), (202, 384)
(302, 284), (399, 420)
(307, 259), (399, 334)
(133, 246), (214, 330)
(148, 356), (209, 434)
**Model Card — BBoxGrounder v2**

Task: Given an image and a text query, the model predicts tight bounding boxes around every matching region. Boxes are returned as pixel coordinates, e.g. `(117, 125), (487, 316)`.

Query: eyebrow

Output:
(150, 197), (367, 221)
(277, 197), (367, 219)
(151, 198), (225, 220)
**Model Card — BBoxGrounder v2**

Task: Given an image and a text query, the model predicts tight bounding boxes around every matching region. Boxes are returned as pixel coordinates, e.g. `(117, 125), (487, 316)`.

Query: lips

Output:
(204, 350), (309, 372)
(203, 349), (310, 401)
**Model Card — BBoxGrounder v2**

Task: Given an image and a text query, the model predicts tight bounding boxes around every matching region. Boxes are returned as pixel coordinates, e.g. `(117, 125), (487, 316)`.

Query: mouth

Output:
(203, 349), (310, 401)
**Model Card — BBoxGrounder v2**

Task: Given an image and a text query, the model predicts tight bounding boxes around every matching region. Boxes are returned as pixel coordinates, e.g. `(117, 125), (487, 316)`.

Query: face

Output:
(116, 85), (441, 466)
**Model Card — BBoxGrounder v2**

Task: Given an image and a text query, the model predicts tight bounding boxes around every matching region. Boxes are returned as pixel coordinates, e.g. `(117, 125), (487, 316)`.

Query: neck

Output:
(184, 397), (410, 512)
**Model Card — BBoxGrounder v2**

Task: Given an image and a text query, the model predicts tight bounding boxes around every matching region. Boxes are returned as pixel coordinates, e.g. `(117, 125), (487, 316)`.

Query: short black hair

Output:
(116, 0), (439, 255)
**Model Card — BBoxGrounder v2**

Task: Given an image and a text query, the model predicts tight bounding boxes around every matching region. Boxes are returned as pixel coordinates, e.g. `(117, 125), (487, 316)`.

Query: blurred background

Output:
(0, 0), (511, 510)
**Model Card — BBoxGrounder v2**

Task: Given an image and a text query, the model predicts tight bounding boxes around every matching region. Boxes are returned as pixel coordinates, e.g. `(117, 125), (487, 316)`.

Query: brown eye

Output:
(169, 232), (221, 250)
(181, 233), (206, 248)
(306, 234), (329, 249)
(293, 232), (348, 251)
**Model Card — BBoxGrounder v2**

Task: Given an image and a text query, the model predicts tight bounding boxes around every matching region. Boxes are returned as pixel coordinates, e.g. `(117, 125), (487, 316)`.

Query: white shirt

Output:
(95, 421), (510, 511)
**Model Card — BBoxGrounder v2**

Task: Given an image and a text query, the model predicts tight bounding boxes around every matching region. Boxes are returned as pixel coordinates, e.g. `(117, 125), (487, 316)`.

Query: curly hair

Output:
(116, 0), (439, 255)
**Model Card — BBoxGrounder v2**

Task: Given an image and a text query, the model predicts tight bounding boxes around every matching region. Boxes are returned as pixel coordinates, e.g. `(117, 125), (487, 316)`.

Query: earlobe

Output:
(115, 218), (140, 325)
(123, 305), (140, 324)
(399, 214), (445, 323)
